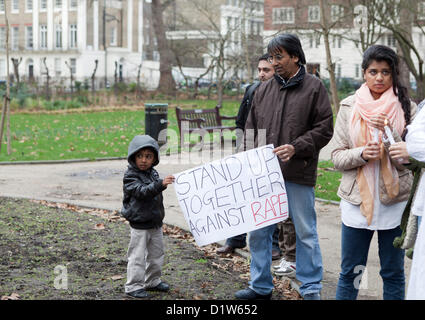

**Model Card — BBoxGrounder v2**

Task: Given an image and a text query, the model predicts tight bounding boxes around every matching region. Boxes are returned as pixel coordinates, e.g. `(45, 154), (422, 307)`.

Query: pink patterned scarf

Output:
(349, 83), (405, 225)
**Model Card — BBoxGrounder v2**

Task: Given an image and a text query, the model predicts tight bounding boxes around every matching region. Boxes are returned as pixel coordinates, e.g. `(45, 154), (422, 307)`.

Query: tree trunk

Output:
(319, 0), (340, 114)
(11, 57), (22, 85)
(151, 0), (176, 96)
(0, 2), (11, 154)
(91, 59), (99, 95)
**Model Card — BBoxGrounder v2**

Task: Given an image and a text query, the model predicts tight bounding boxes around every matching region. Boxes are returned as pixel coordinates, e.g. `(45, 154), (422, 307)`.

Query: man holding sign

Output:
(236, 34), (334, 300)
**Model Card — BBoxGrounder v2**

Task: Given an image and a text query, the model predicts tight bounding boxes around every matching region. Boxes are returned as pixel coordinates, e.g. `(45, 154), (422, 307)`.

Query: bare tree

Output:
(65, 60), (75, 94)
(42, 57), (51, 100)
(11, 57), (22, 85)
(319, 0), (340, 113)
(375, 0), (424, 100)
(0, 1), (11, 154)
(151, 0), (177, 96)
(91, 59), (99, 94)
(169, 0), (261, 105)
(136, 63), (142, 99)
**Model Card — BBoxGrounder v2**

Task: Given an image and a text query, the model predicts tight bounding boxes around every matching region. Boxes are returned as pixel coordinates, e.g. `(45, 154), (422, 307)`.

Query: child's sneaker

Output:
(146, 281), (170, 292)
(273, 260), (296, 278)
(273, 257), (288, 270)
(126, 288), (149, 298)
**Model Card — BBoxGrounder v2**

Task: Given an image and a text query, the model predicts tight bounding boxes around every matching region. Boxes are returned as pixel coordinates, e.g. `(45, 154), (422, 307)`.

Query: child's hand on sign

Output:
(273, 144), (295, 162)
(162, 175), (175, 187)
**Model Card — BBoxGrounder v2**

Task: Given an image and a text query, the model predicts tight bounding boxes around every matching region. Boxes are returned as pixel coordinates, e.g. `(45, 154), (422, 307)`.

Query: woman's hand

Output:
(362, 141), (380, 161)
(389, 142), (410, 164)
(369, 112), (391, 132)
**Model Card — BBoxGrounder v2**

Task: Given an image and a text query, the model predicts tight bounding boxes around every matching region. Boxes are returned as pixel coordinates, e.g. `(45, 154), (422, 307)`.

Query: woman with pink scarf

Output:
(330, 45), (417, 300)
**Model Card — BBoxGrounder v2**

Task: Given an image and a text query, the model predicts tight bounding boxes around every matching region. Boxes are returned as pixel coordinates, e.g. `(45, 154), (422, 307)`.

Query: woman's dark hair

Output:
(362, 45), (411, 127)
(267, 33), (306, 65)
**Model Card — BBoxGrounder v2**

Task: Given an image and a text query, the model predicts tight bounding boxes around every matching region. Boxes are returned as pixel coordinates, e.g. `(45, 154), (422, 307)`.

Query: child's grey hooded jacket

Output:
(121, 135), (166, 229)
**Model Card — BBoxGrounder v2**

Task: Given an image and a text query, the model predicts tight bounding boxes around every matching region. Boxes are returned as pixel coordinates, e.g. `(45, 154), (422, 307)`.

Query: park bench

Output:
(175, 105), (237, 145)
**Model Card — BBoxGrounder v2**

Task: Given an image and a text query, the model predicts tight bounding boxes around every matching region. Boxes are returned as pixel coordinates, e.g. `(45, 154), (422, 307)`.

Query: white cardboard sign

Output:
(173, 145), (288, 246)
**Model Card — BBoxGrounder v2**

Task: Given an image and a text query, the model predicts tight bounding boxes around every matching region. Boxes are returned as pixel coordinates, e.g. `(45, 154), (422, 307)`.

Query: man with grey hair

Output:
(235, 34), (333, 300)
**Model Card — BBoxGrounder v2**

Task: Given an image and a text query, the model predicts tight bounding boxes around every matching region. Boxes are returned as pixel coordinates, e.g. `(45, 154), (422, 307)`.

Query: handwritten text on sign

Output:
(173, 145), (288, 246)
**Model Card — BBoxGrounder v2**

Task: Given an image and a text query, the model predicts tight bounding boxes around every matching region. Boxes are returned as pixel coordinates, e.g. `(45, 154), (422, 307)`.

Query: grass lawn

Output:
(0, 100), (240, 162)
(316, 161), (342, 202)
(0, 99), (341, 202)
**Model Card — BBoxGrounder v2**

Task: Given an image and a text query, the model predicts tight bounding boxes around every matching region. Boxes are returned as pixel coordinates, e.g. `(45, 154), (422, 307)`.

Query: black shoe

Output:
(272, 249), (281, 260)
(126, 289), (149, 299)
(217, 245), (235, 254)
(235, 288), (272, 300)
(146, 282), (170, 292)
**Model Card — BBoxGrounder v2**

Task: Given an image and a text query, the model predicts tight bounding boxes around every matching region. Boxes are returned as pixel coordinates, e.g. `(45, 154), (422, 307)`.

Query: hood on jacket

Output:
(127, 135), (160, 168)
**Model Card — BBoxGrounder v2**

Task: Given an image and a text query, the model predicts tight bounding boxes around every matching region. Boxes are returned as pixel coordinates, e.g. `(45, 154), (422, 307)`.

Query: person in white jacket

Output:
(390, 101), (425, 299)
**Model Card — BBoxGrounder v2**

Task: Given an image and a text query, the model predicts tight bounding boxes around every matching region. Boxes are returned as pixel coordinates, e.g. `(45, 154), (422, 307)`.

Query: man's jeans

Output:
(249, 181), (323, 296)
(336, 223), (405, 300)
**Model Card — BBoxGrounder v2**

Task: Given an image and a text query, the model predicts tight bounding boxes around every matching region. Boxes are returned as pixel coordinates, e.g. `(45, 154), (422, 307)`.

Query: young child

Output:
(121, 134), (174, 298)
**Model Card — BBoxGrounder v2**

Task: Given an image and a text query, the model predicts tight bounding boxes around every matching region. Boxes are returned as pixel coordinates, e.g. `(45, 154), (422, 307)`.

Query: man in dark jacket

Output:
(235, 34), (333, 300)
(217, 54), (278, 256)
(122, 135), (174, 298)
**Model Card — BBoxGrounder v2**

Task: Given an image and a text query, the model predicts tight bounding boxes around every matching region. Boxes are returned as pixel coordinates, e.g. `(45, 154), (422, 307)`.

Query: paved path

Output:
(0, 142), (411, 300)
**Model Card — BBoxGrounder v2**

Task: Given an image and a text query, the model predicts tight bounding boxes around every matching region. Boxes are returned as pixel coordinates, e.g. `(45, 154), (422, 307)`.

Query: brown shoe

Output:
(272, 249), (281, 260)
(217, 245), (234, 254)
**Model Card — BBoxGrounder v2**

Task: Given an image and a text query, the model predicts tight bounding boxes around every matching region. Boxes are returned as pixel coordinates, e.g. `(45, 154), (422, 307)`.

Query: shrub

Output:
(66, 99), (82, 109)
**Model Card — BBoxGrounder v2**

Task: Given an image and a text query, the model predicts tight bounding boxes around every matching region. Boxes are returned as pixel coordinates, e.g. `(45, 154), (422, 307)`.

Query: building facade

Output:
(0, 0), (164, 89)
(165, 0), (265, 84)
(263, 0), (425, 84)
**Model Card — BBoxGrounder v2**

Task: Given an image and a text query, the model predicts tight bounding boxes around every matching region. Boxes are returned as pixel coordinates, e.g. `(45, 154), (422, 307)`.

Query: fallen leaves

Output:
(94, 223), (105, 230)
(29, 200), (126, 223)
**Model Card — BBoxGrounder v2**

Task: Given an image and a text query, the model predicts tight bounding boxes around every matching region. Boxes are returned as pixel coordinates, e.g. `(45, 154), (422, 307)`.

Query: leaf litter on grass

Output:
(1, 198), (301, 300)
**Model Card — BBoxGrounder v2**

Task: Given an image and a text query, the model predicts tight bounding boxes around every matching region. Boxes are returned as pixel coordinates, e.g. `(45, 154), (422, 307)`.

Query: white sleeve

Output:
(406, 107), (425, 162)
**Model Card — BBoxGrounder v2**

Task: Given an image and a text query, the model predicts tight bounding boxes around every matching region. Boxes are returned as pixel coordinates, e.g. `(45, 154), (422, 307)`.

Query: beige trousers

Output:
(125, 226), (164, 293)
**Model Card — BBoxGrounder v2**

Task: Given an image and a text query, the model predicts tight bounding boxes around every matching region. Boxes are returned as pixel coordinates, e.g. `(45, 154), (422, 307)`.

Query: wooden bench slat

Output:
(175, 105), (237, 142)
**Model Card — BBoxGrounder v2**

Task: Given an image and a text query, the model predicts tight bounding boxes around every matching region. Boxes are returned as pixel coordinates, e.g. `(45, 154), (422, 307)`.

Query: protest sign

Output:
(173, 144), (288, 246)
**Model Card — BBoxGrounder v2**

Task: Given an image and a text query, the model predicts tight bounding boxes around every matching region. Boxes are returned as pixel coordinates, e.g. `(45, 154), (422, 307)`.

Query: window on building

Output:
(110, 26), (117, 46)
(355, 64), (360, 78)
(40, 58), (46, 74)
(332, 35), (342, 48)
(40, 25), (47, 49)
(55, 0), (62, 9)
(0, 0), (5, 13)
(315, 34), (320, 48)
(272, 7), (295, 24)
(55, 58), (61, 77)
(336, 64), (342, 78)
(70, 58), (76, 74)
(387, 34), (396, 47)
(26, 26), (33, 49)
(308, 6), (320, 23)
(419, 2), (425, 20)
(12, 27), (19, 50)
(331, 5), (344, 22)
(0, 27), (5, 50)
(40, 0), (47, 11)
(70, 24), (77, 48)
(55, 25), (62, 48)
(0, 59), (5, 77)
(70, 0), (77, 9)
(12, 0), (19, 12)
(26, 0), (33, 12)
